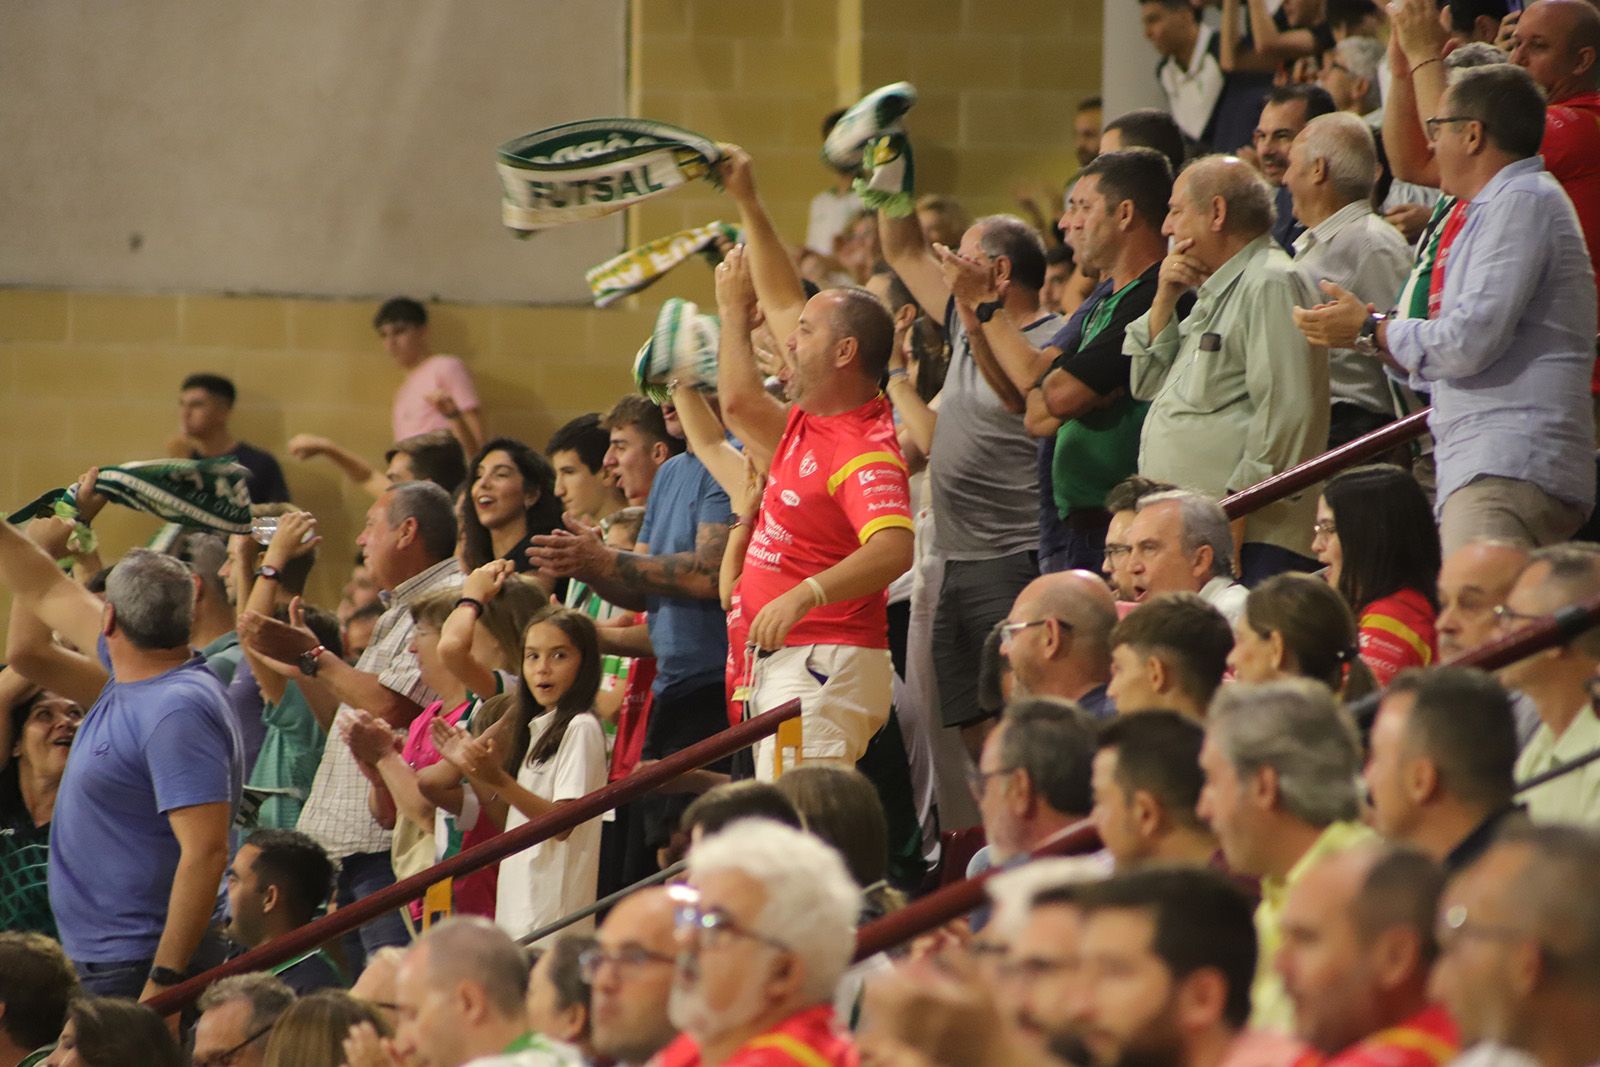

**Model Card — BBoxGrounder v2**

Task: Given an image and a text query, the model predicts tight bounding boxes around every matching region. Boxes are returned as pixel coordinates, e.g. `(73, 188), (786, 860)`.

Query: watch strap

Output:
(299, 645), (327, 677)
(148, 964), (186, 986)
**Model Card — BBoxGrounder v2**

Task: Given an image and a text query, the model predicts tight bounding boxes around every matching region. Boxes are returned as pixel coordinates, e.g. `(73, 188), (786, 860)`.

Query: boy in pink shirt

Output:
(375, 297), (484, 457)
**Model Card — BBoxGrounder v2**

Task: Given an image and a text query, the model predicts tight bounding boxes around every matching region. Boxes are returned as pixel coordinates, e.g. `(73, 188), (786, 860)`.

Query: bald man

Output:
(590, 888), (680, 1067)
(1126, 156), (1329, 585)
(1000, 570), (1118, 717)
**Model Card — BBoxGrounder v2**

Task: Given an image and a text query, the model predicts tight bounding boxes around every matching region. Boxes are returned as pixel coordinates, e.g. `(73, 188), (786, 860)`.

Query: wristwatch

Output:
(148, 964), (186, 987)
(254, 564), (282, 582)
(975, 300), (1003, 324)
(299, 644), (327, 678)
(1353, 311), (1388, 359)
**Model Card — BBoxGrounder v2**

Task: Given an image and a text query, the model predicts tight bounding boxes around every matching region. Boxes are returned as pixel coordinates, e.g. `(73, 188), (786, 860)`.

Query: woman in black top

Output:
(461, 438), (565, 573)
(0, 686), (81, 936)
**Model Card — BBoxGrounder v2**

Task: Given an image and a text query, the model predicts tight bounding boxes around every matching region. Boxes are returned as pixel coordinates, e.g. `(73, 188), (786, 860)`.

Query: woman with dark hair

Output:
(44, 997), (183, 1067)
(461, 437), (564, 572)
(1228, 574), (1377, 704)
(0, 682), (81, 936)
(1312, 464), (1441, 686)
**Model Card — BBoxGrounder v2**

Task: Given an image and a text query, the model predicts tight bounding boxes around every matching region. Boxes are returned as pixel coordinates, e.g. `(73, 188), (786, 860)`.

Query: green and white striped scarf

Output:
(824, 81), (919, 216)
(498, 119), (724, 234)
(8, 457), (254, 541)
(585, 220), (739, 307)
(632, 298), (720, 403)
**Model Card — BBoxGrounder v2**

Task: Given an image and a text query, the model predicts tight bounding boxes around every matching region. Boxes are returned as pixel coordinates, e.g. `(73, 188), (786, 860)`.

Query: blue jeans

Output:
(336, 849), (412, 973)
(74, 925), (231, 998)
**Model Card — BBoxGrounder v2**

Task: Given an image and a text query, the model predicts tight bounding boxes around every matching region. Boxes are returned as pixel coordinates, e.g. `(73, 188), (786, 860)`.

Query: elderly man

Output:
(1433, 825), (1600, 1067)
(1093, 711), (1216, 870)
(1299, 64), (1596, 552)
(1285, 113), (1413, 447)
(1102, 475), (1176, 600)
(1107, 593), (1234, 720)
(1000, 570), (1118, 717)
(1127, 157), (1329, 584)
(1125, 490), (1249, 622)
(1437, 540), (1543, 745)
(1254, 85), (1340, 250)
(586, 888), (680, 1067)
(969, 698), (1097, 881)
(657, 820), (861, 1066)
(1199, 679), (1373, 1033)
(192, 974), (294, 1067)
(1278, 847), (1458, 1065)
(1367, 668), (1527, 873)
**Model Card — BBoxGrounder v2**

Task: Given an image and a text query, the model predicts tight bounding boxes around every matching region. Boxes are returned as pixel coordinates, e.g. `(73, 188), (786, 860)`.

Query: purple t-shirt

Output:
(49, 638), (242, 963)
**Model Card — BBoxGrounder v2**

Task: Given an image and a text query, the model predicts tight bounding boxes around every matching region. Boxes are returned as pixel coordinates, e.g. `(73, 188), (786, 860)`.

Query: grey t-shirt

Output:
(929, 300), (1060, 560)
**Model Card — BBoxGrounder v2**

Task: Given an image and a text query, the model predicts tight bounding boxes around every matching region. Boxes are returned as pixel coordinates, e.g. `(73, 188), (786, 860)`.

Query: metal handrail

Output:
(1221, 408), (1431, 520)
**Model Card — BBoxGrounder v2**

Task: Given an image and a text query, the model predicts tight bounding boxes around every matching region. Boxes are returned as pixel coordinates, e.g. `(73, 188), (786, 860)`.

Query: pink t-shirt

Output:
(392, 354), (480, 441)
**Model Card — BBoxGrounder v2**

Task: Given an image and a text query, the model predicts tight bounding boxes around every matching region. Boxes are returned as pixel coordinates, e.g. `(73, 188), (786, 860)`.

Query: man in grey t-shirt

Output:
(882, 207), (1059, 757)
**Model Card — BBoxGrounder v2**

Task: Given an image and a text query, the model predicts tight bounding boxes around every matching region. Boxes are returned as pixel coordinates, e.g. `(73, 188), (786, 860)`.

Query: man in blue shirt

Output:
(0, 528), (241, 1005)
(1297, 64), (1597, 553)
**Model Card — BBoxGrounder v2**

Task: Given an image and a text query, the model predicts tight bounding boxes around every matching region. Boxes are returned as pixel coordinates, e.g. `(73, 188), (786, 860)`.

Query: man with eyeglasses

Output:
(191, 973), (293, 1067)
(999, 570), (1117, 717)
(587, 887), (680, 1067)
(654, 820), (861, 1067)
(998, 882), (1092, 1061)
(1251, 84), (1338, 251)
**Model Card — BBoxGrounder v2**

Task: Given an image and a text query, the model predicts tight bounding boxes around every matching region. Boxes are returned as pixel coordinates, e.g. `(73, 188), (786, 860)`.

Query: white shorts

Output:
(747, 643), (892, 781)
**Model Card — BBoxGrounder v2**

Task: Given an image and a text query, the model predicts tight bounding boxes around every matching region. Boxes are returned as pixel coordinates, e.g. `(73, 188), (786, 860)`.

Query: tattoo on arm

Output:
(611, 521), (730, 601)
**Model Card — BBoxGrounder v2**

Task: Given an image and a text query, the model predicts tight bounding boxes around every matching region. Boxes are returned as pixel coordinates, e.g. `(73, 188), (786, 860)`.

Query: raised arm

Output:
(879, 210), (954, 327)
(711, 245), (789, 466)
(1239, 0), (1319, 67)
(669, 383), (751, 498)
(287, 435), (388, 498)
(0, 517), (104, 660)
(1384, 0), (1448, 187)
(718, 145), (809, 344)
(440, 561), (514, 700)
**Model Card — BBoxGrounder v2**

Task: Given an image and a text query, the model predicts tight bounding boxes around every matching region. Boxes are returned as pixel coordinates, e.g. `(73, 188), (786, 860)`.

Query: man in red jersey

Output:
(713, 243), (915, 781)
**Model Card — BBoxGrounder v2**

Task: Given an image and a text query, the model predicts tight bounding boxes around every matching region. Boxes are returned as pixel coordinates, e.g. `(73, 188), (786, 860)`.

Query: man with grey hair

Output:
(1197, 678), (1373, 1033)
(193, 973), (294, 1067)
(167, 529), (243, 684)
(1000, 569), (1118, 717)
(1127, 156), (1329, 585)
(1319, 37), (1384, 117)
(0, 522), (243, 1001)
(1125, 490), (1249, 623)
(240, 479), (461, 967)
(658, 819), (862, 1065)
(879, 198), (1059, 757)
(1284, 112), (1413, 448)
(344, 916), (580, 1067)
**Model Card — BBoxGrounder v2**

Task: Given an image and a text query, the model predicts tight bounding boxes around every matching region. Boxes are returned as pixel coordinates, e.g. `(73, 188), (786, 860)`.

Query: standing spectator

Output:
(0, 530), (242, 1002)
(192, 974), (294, 1067)
(288, 429), (468, 501)
(0, 932), (76, 1067)
(223, 829), (342, 994)
(240, 482), (461, 968)
(167, 530), (241, 685)
(586, 887), (680, 1067)
(1314, 466), (1441, 686)
(1284, 114), (1413, 447)
(1100, 109), (1189, 177)
(461, 438), (565, 573)
(1107, 594), (1234, 720)
(1000, 571), (1117, 716)
(1127, 156), (1329, 583)
(375, 297), (485, 457)
(1199, 679), (1372, 1032)
(547, 414), (628, 526)
(168, 373), (291, 504)
(1075, 97), (1104, 168)
(1125, 491), (1250, 623)
(0, 689), (80, 937)
(807, 109), (859, 256)
(1299, 64), (1597, 551)
(1092, 711), (1217, 870)
(1141, 0), (1260, 151)
(1223, 0), (1336, 85)
(1252, 86), (1339, 251)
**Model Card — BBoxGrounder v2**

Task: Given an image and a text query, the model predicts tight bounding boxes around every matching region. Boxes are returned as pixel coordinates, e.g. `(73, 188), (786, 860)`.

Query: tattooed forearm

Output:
(608, 521), (729, 602)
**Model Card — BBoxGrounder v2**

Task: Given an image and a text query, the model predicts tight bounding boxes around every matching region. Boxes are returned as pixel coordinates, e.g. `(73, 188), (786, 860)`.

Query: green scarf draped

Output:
(823, 81), (919, 216)
(586, 220), (739, 307)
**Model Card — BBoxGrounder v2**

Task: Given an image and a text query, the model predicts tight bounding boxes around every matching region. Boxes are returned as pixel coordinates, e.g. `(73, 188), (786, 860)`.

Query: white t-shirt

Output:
(494, 710), (608, 941)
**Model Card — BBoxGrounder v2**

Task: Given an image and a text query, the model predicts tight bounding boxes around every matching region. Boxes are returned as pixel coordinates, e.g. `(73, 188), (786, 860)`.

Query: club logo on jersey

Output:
(799, 451), (818, 478)
(857, 468), (880, 484)
(781, 489), (801, 507)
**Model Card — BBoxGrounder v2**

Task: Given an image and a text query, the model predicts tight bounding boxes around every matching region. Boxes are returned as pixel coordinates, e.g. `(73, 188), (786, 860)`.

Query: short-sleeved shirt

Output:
(247, 678), (325, 831)
(0, 785), (53, 936)
(739, 396), (912, 649)
(1357, 588), (1437, 688)
(636, 454), (732, 693)
(191, 442), (291, 504)
(929, 300), (1060, 560)
(201, 631), (242, 687)
(392, 354), (481, 441)
(50, 641), (243, 963)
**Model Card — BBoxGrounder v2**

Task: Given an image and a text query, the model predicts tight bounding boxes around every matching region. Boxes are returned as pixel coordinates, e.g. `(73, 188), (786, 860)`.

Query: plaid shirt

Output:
(297, 557), (462, 858)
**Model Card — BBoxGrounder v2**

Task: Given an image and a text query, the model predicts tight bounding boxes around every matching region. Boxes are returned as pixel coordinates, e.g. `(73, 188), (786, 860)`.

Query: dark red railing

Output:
(1221, 409), (1431, 520)
(148, 700), (801, 1016)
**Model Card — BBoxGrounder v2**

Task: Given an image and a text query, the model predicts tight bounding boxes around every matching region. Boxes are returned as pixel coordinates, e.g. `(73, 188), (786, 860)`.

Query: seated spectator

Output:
(547, 414), (627, 526)
(1366, 668), (1526, 872)
(585, 887), (680, 1067)
(677, 781), (803, 855)
(463, 438), (566, 573)
(1070, 867), (1260, 1067)
(168, 372), (291, 504)
(807, 108), (858, 256)
(350, 947), (405, 1030)
(1092, 711), (1215, 870)
(1125, 490), (1249, 623)
(970, 698), (1096, 877)
(344, 600), (383, 665)
(1100, 108), (1188, 177)
(0, 688), (80, 937)
(1434, 825), (1600, 1067)
(290, 429), (469, 501)
(1108, 593), (1233, 720)
(193, 973), (295, 1067)
(1127, 156), (1329, 584)
(1278, 846), (1458, 1064)
(657, 821), (860, 1066)
(1000, 570), (1117, 717)
(377, 296), (484, 456)
(1499, 545), (1600, 826)
(263, 991), (391, 1067)
(775, 765), (902, 916)
(915, 194), (972, 250)
(1040, 245), (1079, 316)
(1228, 573), (1377, 703)
(999, 881), (1091, 1059)
(526, 935), (597, 1063)
(1314, 466), (1440, 686)
(1199, 679), (1372, 1032)
(1101, 475), (1176, 601)
(223, 828), (343, 994)
(1437, 540), (1542, 744)
(44, 997), (183, 1067)
(0, 932), (76, 1067)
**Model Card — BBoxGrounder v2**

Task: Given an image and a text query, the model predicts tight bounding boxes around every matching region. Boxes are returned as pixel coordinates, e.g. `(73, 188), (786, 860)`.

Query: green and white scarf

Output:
(8, 457), (254, 543)
(632, 298), (720, 403)
(823, 81), (919, 216)
(498, 118), (724, 234)
(586, 220), (740, 307)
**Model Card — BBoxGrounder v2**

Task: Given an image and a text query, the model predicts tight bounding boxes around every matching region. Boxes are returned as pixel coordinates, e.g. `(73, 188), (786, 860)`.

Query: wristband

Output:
(803, 576), (827, 607)
(454, 597), (486, 618)
(886, 367), (908, 379)
(148, 964), (186, 987)
(1410, 56), (1443, 73)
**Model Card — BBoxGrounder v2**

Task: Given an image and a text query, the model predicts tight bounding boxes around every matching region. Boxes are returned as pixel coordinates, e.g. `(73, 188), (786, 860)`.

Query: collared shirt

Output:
(1159, 24), (1225, 143)
(1386, 157), (1597, 516)
(1514, 704), (1600, 828)
(1252, 820), (1376, 1033)
(1127, 234), (1329, 556)
(1201, 575), (1250, 625)
(1321, 1003), (1459, 1067)
(297, 556), (462, 858)
(1293, 200), (1413, 416)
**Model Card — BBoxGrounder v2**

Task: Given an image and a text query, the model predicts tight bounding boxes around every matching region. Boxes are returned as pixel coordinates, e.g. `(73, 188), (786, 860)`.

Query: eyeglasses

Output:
(192, 1023), (274, 1067)
(1424, 115), (1481, 141)
(965, 765), (1017, 799)
(1104, 543), (1132, 561)
(1492, 604), (1543, 628)
(1436, 903), (1533, 953)
(998, 617), (1072, 642)
(578, 944), (677, 982)
(671, 889), (792, 954)
(1312, 519), (1338, 538)
(997, 954), (1081, 981)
